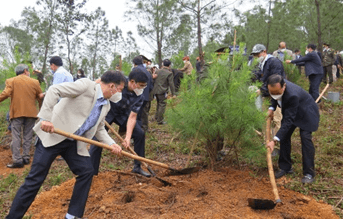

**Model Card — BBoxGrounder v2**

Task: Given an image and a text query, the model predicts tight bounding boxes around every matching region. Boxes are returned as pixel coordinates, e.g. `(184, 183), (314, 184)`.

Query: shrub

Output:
(166, 44), (265, 169)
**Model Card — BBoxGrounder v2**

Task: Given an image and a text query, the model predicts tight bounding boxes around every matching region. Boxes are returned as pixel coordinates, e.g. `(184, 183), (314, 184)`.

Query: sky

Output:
(0, 0), (254, 59)
(0, 0), (152, 55)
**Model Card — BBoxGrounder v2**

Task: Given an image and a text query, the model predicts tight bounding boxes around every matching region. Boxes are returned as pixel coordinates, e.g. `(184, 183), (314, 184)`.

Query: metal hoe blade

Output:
(248, 198), (276, 210)
(167, 166), (201, 176)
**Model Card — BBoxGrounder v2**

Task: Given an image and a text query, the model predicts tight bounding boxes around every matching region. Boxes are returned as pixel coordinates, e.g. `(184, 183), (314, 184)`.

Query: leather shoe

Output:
(7, 162), (24, 168)
(158, 121), (167, 125)
(132, 167), (151, 177)
(23, 158), (30, 165)
(274, 168), (294, 179)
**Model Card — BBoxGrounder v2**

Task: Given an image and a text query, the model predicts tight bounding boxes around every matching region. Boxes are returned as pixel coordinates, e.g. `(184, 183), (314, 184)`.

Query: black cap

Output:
(49, 56), (63, 66)
(132, 56), (143, 65)
(163, 59), (171, 67)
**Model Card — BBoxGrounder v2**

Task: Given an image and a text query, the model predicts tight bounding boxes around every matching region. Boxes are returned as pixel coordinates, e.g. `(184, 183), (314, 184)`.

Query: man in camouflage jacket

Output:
(322, 43), (335, 84)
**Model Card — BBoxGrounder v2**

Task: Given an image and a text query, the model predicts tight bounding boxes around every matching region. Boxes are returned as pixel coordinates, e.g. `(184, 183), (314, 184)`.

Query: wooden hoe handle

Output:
(315, 83), (329, 103)
(266, 117), (281, 203)
(53, 128), (170, 170)
(104, 121), (154, 171)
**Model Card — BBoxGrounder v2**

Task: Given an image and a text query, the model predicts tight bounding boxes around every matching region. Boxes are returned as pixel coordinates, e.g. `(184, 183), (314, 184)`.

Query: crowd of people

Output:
(0, 40), (342, 218)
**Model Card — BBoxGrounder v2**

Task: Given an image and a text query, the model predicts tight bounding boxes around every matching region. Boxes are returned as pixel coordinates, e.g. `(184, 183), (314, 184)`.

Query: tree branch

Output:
(200, 0), (216, 12)
(177, 0), (197, 14)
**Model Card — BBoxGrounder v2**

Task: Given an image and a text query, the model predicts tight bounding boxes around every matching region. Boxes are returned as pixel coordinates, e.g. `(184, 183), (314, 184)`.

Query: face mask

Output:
(323, 48), (326, 52)
(305, 50), (309, 55)
(109, 92), (122, 103)
(183, 61), (186, 63)
(134, 88), (144, 96)
(258, 56), (265, 63)
(270, 94), (283, 100)
(143, 63), (147, 68)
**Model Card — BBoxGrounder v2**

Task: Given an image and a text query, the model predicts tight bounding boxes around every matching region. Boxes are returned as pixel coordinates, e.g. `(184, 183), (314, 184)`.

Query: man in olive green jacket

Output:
(322, 42), (335, 84)
(152, 59), (176, 124)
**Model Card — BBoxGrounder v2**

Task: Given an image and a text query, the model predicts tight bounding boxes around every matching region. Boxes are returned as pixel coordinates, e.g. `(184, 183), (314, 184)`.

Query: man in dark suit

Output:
(266, 74), (319, 184)
(286, 44), (323, 101)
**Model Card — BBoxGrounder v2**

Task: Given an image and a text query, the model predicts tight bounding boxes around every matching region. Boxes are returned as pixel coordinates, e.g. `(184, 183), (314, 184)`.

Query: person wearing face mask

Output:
(132, 56), (153, 133)
(251, 44), (286, 97)
(251, 44), (286, 156)
(179, 56), (194, 76)
(272, 41), (295, 61)
(293, 49), (304, 74)
(6, 71), (125, 219)
(266, 74), (319, 184)
(74, 68), (86, 81)
(285, 44), (323, 101)
(321, 43), (335, 84)
(89, 68), (151, 177)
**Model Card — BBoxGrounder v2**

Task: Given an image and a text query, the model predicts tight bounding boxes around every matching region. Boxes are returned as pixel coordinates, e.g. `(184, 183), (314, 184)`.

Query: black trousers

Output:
(308, 74), (323, 101)
(278, 125), (315, 177)
(6, 139), (94, 218)
(139, 101), (151, 132)
(89, 117), (145, 175)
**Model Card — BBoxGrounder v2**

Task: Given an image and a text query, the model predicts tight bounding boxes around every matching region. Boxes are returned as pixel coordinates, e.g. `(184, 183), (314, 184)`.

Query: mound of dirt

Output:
(28, 168), (338, 218)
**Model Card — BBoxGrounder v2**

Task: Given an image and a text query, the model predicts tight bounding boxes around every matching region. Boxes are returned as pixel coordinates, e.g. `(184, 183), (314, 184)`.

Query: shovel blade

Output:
(248, 198), (276, 210)
(168, 166), (201, 176)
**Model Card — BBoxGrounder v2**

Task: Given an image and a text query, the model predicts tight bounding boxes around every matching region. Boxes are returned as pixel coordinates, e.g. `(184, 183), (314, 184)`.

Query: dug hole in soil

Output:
(27, 167), (338, 219)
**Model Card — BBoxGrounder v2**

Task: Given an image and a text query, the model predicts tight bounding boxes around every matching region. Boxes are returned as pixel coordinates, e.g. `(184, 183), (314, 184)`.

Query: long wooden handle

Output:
(53, 128), (171, 170)
(104, 121), (152, 170)
(266, 117), (281, 203)
(315, 83), (329, 103)
(104, 121), (133, 152)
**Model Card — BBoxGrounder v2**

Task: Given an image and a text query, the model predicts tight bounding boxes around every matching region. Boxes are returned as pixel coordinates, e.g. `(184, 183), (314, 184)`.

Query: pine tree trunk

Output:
(197, 0), (204, 68)
(315, 0), (322, 52)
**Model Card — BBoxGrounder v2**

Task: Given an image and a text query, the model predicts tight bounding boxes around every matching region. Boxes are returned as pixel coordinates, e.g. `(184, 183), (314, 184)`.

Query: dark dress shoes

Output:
(23, 158), (30, 165)
(132, 167), (151, 177)
(274, 168), (294, 179)
(7, 162), (24, 168)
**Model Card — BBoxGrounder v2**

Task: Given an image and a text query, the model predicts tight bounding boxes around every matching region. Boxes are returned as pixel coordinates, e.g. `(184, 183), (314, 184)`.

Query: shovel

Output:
(104, 121), (171, 186)
(53, 128), (200, 176)
(248, 117), (281, 210)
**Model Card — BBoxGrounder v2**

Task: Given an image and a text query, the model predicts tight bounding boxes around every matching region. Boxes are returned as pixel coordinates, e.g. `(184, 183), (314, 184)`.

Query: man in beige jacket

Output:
(6, 71), (125, 219)
(0, 64), (43, 168)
